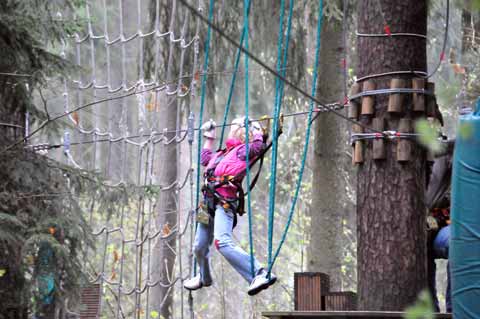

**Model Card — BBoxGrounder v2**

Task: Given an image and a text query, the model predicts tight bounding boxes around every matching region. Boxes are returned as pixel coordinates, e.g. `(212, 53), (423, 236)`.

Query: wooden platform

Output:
(262, 311), (452, 319)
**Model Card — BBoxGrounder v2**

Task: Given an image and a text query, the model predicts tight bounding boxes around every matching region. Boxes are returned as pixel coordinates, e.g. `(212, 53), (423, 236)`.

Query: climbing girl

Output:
(183, 117), (277, 296)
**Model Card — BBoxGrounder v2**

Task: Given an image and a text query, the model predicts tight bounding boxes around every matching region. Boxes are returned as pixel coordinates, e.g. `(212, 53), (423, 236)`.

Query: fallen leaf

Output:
(452, 63), (466, 74)
(162, 223), (171, 237)
(113, 250), (119, 263)
(72, 111), (80, 126)
(146, 92), (156, 111)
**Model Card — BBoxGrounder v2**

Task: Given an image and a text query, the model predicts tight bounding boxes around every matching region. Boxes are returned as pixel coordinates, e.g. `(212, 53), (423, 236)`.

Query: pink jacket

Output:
(201, 133), (265, 199)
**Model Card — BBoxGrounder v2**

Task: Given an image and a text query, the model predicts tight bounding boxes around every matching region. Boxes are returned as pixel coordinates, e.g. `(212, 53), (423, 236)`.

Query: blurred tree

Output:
(0, 1), (93, 318)
(307, 0), (352, 291)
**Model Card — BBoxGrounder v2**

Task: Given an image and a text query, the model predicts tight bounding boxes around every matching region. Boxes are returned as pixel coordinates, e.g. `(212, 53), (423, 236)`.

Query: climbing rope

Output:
(267, 0), (294, 277)
(268, 0), (324, 274)
(242, 0), (255, 278)
(217, 0), (252, 148)
(193, 0), (215, 279)
(194, 0), (215, 217)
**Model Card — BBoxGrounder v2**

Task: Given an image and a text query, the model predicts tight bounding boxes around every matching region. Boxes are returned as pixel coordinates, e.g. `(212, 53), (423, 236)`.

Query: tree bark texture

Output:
(148, 1), (179, 318)
(356, 0), (428, 310)
(308, 3), (349, 291)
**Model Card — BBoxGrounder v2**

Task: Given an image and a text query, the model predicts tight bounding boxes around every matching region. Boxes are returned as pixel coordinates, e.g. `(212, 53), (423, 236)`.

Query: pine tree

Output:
(0, 1), (94, 317)
(356, 0), (428, 310)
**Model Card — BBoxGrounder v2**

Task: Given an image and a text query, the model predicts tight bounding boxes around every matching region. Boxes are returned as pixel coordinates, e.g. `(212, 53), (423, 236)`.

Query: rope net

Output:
(46, 1), (202, 318)
(29, 0), (345, 317)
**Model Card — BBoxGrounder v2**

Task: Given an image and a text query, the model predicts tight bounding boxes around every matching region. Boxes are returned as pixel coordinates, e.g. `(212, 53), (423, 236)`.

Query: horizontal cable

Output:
(177, 0), (384, 136)
(356, 31), (427, 39)
(349, 88), (435, 100)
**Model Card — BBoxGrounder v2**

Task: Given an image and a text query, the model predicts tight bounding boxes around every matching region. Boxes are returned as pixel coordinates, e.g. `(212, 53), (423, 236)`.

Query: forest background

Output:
(1, 0), (480, 318)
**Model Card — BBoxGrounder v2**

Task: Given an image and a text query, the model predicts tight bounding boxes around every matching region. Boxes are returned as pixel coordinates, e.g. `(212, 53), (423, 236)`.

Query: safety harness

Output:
(199, 137), (273, 228)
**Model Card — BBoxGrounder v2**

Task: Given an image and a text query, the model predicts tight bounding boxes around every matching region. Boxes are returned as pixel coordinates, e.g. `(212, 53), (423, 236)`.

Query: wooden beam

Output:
(262, 311), (452, 319)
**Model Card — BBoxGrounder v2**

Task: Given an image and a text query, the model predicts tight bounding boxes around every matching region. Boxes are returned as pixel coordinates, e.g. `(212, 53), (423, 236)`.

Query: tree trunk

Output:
(149, 1), (179, 318)
(356, 0), (427, 310)
(308, 1), (349, 290)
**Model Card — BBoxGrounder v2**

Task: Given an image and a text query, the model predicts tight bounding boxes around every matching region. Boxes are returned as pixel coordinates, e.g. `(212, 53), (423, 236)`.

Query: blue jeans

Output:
(193, 205), (261, 285)
(429, 225), (451, 312)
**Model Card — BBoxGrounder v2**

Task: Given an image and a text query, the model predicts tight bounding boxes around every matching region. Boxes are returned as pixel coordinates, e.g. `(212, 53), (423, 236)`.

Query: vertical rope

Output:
(217, 0), (252, 148)
(193, 0), (215, 286)
(269, 0), (324, 271)
(267, 0), (293, 276)
(194, 0), (215, 226)
(145, 139), (156, 319)
(242, 0), (255, 277)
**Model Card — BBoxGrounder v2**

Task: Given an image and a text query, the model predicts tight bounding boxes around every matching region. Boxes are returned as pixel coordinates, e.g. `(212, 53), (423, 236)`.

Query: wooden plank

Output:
(372, 118), (386, 160)
(387, 79), (406, 113)
(348, 83), (361, 119)
(352, 124), (364, 164)
(262, 311), (452, 319)
(361, 81), (375, 116)
(412, 78), (425, 112)
(294, 272), (330, 311)
(426, 82), (436, 117)
(324, 292), (357, 311)
(80, 284), (101, 319)
(397, 118), (412, 162)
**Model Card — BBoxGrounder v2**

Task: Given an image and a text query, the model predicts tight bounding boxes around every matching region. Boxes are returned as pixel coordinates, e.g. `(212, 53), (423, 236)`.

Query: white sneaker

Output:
(247, 270), (277, 296)
(183, 275), (203, 291)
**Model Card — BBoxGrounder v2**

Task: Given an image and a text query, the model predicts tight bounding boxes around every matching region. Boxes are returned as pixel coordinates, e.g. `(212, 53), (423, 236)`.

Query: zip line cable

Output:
(27, 107), (342, 151)
(176, 0), (385, 136)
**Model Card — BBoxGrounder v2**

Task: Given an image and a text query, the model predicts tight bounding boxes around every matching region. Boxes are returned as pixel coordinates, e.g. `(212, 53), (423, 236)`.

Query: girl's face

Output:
(227, 125), (251, 143)
(227, 125), (241, 140)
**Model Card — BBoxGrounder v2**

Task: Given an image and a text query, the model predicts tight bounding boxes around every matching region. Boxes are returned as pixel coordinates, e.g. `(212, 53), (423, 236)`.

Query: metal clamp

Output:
(351, 131), (419, 143)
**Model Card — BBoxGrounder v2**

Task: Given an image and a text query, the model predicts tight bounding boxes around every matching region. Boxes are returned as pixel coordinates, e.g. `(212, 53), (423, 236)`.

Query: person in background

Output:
(426, 152), (453, 313)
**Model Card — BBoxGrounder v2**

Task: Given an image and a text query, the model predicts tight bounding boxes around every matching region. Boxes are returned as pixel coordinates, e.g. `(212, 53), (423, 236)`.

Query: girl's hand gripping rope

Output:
(277, 113), (284, 137)
(201, 119), (217, 140)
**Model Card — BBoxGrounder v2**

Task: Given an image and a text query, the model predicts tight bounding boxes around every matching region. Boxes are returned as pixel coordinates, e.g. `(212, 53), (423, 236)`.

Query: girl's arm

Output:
(236, 132), (266, 161)
(200, 138), (215, 166)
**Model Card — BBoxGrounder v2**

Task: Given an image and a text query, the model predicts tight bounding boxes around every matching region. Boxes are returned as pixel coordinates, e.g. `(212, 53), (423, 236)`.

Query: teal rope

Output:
(194, 0), (215, 276)
(269, 0), (324, 272)
(277, 0), (294, 113)
(194, 0), (215, 213)
(267, 0), (293, 275)
(217, 0), (252, 149)
(242, 0), (255, 277)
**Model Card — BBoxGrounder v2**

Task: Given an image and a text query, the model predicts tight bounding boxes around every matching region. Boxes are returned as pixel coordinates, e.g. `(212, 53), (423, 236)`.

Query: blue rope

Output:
(194, 0), (215, 214)
(277, 0), (294, 112)
(267, 0), (293, 275)
(269, 0), (324, 272)
(242, 0), (255, 278)
(194, 0), (215, 276)
(218, 0), (252, 149)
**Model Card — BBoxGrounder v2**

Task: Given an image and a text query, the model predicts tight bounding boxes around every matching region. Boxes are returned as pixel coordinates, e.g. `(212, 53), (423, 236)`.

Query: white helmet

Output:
(231, 117), (261, 132)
